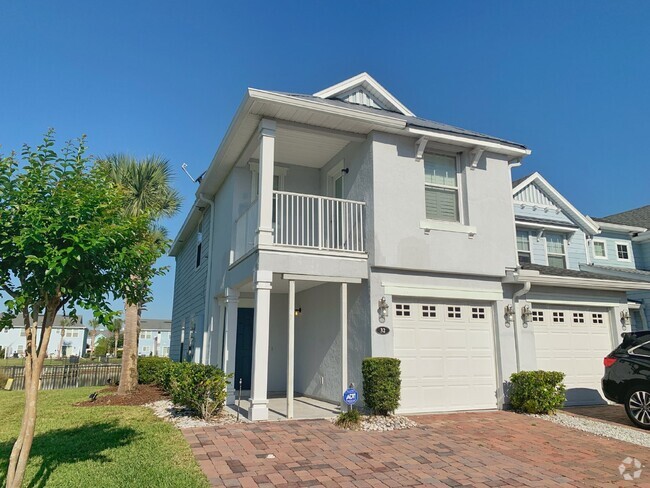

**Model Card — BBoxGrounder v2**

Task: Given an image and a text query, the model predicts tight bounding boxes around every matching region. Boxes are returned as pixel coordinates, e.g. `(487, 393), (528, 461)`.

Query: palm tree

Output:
(88, 319), (100, 357)
(102, 154), (181, 394)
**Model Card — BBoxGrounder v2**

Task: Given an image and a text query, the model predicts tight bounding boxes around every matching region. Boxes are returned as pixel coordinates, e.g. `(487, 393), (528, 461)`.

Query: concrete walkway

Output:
(184, 410), (650, 487)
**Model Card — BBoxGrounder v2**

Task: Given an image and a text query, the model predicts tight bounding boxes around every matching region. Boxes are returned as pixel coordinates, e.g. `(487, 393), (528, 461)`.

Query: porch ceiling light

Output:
(378, 297), (389, 323)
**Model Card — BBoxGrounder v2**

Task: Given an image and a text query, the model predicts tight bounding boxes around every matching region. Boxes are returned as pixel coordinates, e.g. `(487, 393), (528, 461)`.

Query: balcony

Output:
(234, 191), (366, 261)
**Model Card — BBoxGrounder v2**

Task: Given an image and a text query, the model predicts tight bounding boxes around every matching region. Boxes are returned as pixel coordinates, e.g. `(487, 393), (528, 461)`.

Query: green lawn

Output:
(0, 388), (209, 488)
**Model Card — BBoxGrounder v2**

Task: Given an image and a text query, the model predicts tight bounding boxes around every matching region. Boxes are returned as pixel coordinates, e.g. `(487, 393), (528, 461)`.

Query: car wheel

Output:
(625, 388), (650, 429)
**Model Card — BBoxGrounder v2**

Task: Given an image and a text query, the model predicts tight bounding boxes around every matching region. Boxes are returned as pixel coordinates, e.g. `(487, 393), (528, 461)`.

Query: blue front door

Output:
(234, 308), (254, 390)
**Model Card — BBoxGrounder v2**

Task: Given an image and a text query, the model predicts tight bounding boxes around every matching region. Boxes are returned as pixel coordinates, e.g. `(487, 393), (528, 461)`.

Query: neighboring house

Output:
(138, 318), (172, 357)
(0, 315), (87, 357)
(169, 73), (650, 420)
(582, 205), (650, 330)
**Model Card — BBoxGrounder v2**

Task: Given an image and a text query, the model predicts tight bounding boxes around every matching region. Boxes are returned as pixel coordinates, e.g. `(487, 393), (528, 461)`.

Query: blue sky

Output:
(1, 1), (649, 320)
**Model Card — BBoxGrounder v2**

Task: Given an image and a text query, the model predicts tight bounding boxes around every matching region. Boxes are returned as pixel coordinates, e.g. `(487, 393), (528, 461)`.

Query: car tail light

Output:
(604, 357), (617, 368)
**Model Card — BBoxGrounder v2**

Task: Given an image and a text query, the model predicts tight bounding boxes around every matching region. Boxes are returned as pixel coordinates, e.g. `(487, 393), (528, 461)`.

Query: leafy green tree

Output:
(0, 131), (166, 488)
(101, 154), (181, 394)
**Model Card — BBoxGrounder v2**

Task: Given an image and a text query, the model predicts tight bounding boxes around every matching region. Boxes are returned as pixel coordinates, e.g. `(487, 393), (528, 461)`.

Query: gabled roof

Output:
(512, 172), (600, 235)
(313, 72), (415, 116)
(595, 205), (650, 229)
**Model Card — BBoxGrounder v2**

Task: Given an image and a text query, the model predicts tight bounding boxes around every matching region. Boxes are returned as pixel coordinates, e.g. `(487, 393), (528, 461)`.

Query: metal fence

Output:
(0, 363), (121, 391)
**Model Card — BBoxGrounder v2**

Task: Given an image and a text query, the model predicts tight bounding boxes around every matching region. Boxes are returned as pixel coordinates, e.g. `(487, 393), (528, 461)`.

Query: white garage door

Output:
(394, 299), (498, 413)
(532, 304), (613, 406)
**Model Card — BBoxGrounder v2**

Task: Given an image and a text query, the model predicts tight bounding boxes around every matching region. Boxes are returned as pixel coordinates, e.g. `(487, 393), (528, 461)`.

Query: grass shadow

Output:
(0, 421), (139, 488)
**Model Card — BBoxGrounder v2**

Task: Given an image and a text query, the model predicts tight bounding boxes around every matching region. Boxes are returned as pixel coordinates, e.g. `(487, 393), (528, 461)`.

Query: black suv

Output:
(603, 331), (650, 429)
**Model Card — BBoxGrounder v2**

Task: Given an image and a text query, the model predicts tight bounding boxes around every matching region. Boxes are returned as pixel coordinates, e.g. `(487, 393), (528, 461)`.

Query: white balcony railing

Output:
(233, 191), (366, 261)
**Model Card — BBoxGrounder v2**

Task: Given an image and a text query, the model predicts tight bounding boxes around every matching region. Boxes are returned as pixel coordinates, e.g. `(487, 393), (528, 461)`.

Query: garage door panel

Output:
(533, 304), (612, 406)
(394, 299), (497, 413)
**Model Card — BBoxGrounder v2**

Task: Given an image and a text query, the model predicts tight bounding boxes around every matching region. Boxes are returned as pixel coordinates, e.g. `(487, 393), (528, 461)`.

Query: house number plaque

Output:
(375, 326), (390, 335)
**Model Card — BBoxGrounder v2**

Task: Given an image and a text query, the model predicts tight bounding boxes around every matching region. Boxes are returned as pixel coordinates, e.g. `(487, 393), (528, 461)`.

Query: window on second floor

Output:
(546, 233), (566, 269)
(424, 153), (459, 222)
(516, 230), (531, 264)
(195, 218), (203, 268)
(616, 242), (631, 261)
(593, 240), (607, 259)
(140, 331), (152, 340)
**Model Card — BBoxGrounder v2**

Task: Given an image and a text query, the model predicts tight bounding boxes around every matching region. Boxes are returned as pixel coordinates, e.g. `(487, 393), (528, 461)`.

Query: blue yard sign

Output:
(343, 387), (359, 406)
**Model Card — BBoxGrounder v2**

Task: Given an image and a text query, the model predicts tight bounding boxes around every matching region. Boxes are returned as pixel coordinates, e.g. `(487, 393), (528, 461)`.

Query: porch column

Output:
(249, 270), (273, 421)
(256, 119), (276, 247)
(287, 279), (295, 419)
(222, 289), (239, 403)
(213, 297), (227, 367)
(340, 282), (348, 411)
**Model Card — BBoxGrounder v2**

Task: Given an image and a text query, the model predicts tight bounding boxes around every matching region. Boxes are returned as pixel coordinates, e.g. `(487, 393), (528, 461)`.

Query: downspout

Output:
(512, 280), (531, 372)
(198, 193), (215, 365)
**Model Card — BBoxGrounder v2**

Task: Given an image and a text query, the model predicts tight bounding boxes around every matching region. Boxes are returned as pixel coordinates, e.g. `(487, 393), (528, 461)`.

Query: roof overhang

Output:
(514, 220), (578, 233)
(579, 263), (650, 283)
(634, 231), (650, 243)
(503, 268), (650, 291)
(512, 172), (600, 236)
(407, 127), (530, 158)
(589, 218), (647, 234)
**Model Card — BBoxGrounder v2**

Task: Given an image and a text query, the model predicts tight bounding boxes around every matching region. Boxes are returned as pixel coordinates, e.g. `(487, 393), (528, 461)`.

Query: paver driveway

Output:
(183, 411), (650, 487)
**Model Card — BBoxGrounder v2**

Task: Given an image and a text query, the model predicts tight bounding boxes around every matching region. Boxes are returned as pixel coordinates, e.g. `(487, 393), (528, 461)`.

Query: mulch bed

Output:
(76, 384), (167, 407)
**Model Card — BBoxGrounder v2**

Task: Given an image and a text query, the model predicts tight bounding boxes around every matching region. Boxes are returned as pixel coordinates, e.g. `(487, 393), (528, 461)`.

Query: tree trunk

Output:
(6, 302), (56, 488)
(118, 301), (140, 394)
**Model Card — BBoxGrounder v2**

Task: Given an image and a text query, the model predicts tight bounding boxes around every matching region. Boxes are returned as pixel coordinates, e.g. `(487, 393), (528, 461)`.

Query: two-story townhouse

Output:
(0, 315), (87, 358)
(510, 173), (650, 404)
(581, 205), (650, 330)
(138, 318), (172, 357)
(170, 73), (647, 420)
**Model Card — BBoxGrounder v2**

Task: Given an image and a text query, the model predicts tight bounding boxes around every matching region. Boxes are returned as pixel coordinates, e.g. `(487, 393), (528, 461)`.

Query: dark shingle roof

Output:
(512, 174), (533, 188)
(521, 263), (644, 282)
(584, 264), (650, 278)
(140, 319), (172, 331)
(595, 205), (650, 228)
(270, 91), (529, 150)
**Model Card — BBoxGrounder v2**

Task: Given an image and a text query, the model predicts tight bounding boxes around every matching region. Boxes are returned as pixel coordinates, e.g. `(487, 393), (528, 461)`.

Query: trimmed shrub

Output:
(335, 408), (361, 429)
(362, 357), (401, 415)
(138, 356), (172, 385)
(168, 363), (231, 420)
(509, 370), (566, 414)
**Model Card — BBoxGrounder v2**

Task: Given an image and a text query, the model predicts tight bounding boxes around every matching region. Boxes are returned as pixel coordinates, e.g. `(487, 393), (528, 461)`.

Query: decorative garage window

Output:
(532, 310), (544, 323)
(471, 307), (486, 320)
(572, 312), (585, 324)
(552, 311), (565, 323)
(447, 306), (462, 319)
(421, 305), (437, 318)
(395, 304), (411, 317)
(592, 313), (604, 324)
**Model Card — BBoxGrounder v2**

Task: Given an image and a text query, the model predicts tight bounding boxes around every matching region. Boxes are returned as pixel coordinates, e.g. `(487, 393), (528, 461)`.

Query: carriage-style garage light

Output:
(521, 305), (533, 326)
(504, 305), (515, 325)
(620, 310), (631, 330)
(378, 297), (389, 323)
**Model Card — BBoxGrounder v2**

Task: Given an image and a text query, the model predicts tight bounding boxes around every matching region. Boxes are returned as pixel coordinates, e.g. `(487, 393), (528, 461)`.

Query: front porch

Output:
(225, 394), (339, 421)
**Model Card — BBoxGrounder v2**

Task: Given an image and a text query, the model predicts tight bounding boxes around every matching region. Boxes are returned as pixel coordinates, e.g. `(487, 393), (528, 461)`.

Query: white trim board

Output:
(383, 284), (503, 301)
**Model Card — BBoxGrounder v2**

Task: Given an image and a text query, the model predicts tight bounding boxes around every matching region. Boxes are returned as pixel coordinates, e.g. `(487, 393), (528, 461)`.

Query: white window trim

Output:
(592, 239), (608, 260)
(516, 230), (532, 264)
(545, 234), (567, 268)
(422, 151), (465, 225)
(615, 241), (632, 262)
(249, 161), (287, 202)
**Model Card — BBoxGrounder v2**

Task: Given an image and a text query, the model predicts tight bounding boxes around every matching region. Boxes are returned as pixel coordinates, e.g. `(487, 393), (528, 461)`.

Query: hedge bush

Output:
(138, 356), (172, 385)
(167, 363), (231, 420)
(362, 357), (401, 415)
(509, 370), (566, 414)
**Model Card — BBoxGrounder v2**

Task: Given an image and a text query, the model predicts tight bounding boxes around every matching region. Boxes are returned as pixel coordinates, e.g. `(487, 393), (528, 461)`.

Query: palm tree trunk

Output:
(118, 301), (139, 394)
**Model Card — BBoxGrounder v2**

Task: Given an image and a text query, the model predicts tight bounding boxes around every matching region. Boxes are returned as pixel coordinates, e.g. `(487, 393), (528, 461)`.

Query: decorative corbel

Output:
(469, 147), (485, 170)
(415, 137), (428, 162)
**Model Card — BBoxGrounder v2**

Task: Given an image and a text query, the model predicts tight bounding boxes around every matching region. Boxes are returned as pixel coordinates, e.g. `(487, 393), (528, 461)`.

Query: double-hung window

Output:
(516, 230), (531, 264)
(546, 233), (566, 268)
(424, 153), (459, 222)
(617, 242), (631, 261)
(593, 240), (607, 259)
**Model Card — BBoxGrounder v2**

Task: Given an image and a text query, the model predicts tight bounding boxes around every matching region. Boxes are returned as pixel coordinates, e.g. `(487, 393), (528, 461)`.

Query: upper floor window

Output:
(195, 218), (203, 268)
(593, 240), (607, 259)
(516, 230), (531, 264)
(616, 242), (631, 261)
(546, 233), (566, 269)
(424, 154), (459, 222)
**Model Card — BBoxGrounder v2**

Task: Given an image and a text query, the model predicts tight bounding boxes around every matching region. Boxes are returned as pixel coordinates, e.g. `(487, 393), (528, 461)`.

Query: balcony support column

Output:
(256, 119), (276, 246)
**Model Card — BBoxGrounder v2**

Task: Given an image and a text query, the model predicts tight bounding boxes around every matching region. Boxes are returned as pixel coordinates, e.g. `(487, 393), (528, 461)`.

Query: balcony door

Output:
(327, 162), (345, 248)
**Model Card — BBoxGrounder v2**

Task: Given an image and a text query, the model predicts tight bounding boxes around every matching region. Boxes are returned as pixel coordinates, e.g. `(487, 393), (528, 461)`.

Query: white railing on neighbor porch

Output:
(233, 191), (366, 261)
(274, 191), (365, 253)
